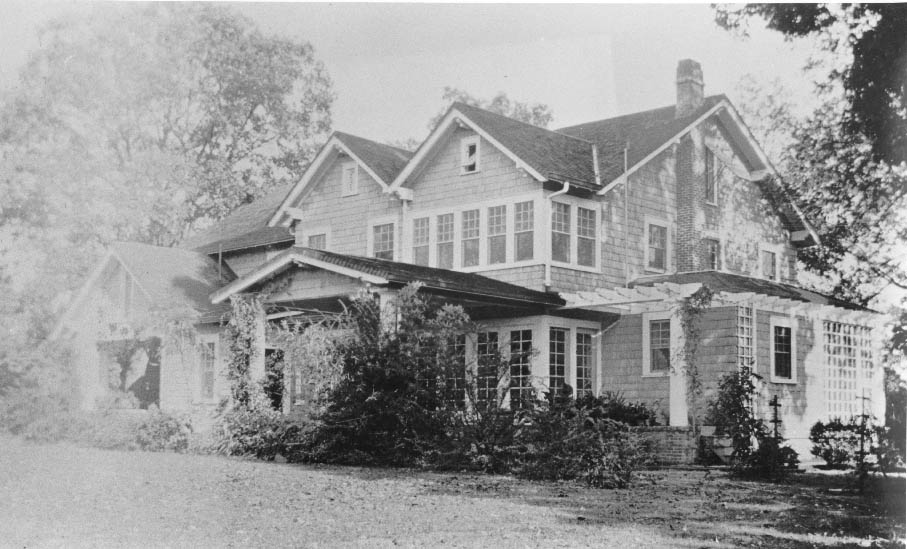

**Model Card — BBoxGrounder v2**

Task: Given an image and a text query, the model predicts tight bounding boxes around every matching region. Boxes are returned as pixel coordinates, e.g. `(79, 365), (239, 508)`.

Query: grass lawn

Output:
(1, 435), (903, 548)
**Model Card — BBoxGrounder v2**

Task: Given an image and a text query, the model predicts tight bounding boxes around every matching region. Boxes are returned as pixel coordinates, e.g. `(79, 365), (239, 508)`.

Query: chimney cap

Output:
(676, 59), (703, 83)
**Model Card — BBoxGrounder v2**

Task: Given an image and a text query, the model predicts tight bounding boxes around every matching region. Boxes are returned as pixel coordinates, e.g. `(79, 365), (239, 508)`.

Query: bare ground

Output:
(0, 436), (903, 548)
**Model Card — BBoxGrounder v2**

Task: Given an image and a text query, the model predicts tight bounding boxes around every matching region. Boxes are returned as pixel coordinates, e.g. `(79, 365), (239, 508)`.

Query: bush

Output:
(809, 417), (869, 468)
(136, 408), (192, 452)
(212, 400), (301, 460)
(873, 425), (906, 472)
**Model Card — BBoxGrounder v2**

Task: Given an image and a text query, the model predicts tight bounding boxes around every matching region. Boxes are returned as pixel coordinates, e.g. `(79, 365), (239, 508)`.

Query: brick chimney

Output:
(675, 59), (704, 118)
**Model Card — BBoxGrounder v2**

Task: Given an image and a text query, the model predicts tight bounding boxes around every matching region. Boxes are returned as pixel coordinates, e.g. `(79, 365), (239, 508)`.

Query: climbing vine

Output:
(676, 285), (714, 431)
(225, 294), (263, 407)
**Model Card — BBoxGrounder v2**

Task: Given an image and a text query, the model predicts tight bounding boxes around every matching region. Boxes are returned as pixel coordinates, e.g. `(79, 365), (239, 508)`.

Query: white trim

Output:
(549, 195), (602, 273)
(642, 310), (673, 377)
(340, 161), (359, 197)
(389, 107), (546, 191)
(210, 250), (389, 304)
(769, 315), (797, 384)
(460, 134), (481, 175)
(643, 216), (671, 274)
(297, 225), (331, 249)
(700, 230), (724, 271)
(367, 214), (398, 261)
(758, 243), (784, 281)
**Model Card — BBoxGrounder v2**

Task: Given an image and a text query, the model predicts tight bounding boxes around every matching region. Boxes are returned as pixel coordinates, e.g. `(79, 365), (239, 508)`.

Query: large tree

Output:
(0, 4), (334, 340)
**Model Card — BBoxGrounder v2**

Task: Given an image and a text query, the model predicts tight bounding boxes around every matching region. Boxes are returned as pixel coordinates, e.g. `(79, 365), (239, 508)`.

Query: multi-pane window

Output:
(509, 329), (533, 408)
(549, 328), (567, 394)
(373, 223), (394, 260)
(437, 214), (454, 269)
(773, 324), (792, 380)
(551, 202), (571, 263)
(307, 234), (327, 250)
(704, 148), (716, 204)
(823, 321), (872, 416)
(514, 201), (534, 261)
(477, 331), (500, 402)
(488, 205), (507, 264)
(649, 320), (671, 372)
(445, 335), (467, 408)
(412, 217), (430, 266)
(762, 250), (777, 281)
(461, 136), (479, 174)
(575, 330), (594, 398)
(704, 238), (720, 270)
(577, 207), (596, 267)
(200, 341), (216, 400)
(461, 209), (480, 267)
(737, 305), (755, 369)
(648, 224), (667, 271)
(341, 163), (358, 197)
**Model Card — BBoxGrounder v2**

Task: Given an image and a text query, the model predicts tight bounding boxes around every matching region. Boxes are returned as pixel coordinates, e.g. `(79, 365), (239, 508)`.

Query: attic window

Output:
(460, 135), (480, 174)
(341, 162), (358, 197)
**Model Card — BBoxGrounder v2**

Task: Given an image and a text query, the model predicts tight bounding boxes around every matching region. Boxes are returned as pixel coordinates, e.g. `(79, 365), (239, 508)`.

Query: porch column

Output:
(669, 308), (689, 427)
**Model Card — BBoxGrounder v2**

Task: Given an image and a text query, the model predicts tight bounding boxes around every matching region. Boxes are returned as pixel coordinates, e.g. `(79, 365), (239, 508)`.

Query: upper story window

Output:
(577, 207), (596, 267)
(770, 317), (795, 383)
(514, 201), (534, 261)
(437, 214), (454, 269)
(646, 222), (668, 272)
(412, 217), (430, 266)
(551, 202), (571, 263)
(341, 162), (358, 197)
(761, 249), (777, 281)
(460, 135), (480, 174)
(372, 223), (395, 260)
(461, 209), (480, 267)
(307, 234), (327, 250)
(703, 238), (720, 270)
(704, 148), (717, 204)
(487, 205), (507, 264)
(648, 319), (671, 373)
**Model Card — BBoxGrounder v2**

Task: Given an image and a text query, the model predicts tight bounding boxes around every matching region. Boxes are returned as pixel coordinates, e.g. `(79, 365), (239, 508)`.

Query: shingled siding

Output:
(600, 314), (670, 423)
(692, 306), (739, 408)
(477, 265), (546, 291)
(294, 153), (401, 258)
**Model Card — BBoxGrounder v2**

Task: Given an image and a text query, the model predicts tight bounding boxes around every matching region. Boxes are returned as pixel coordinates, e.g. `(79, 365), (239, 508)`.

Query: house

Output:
(55, 60), (886, 457)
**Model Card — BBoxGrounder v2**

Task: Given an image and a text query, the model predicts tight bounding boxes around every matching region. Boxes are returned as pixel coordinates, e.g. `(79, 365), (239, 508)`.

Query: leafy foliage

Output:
(211, 400), (302, 460)
(136, 409), (192, 452)
(809, 417), (872, 469)
(428, 87), (554, 130)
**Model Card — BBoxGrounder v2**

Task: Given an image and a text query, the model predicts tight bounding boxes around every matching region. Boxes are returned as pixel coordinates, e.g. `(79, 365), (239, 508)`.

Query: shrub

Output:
(136, 408), (192, 452)
(809, 417), (868, 468)
(575, 391), (660, 427)
(873, 425), (906, 473)
(212, 399), (301, 460)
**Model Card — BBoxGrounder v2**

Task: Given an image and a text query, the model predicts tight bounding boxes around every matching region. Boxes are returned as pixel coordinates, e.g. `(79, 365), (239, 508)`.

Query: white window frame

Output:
(701, 233), (723, 271)
(642, 311), (675, 377)
(297, 225), (331, 251)
(460, 135), (480, 175)
(368, 216), (397, 260)
(340, 161), (359, 197)
(644, 217), (671, 274)
(549, 197), (601, 273)
(759, 244), (783, 281)
(769, 316), (797, 384)
(198, 334), (219, 402)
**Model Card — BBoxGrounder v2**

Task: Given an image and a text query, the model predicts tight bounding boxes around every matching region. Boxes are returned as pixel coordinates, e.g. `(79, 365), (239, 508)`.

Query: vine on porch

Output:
(225, 294), (263, 407)
(676, 285), (714, 431)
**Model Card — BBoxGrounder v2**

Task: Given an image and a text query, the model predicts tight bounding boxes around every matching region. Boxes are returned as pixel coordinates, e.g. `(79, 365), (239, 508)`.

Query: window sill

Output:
(642, 371), (669, 378)
(705, 200), (718, 207)
(340, 192), (359, 198)
(551, 260), (601, 274)
(457, 260), (544, 273)
(644, 267), (668, 275)
(459, 169), (481, 176)
(769, 377), (797, 385)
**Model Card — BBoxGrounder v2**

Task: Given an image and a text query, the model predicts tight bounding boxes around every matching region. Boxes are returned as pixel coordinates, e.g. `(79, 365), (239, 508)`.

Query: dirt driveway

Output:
(0, 436), (902, 548)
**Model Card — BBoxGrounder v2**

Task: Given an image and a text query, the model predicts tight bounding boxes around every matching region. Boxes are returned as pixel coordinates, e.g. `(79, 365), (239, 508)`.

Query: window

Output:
(577, 207), (596, 267)
(372, 223), (394, 260)
(460, 135), (479, 174)
(412, 217), (430, 266)
(477, 332), (500, 402)
(487, 205), (507, 264)
(445, 335), (467, 408)
(703, 238), (720, 270)
(200, 340), (216, 400)
(549, 328), (568, 394)
(509, 329), (533, 408)
(737, 305), (755, 370)
(514, 201), (534, 261)
(770, 317), (794, 382)
(762, 250), (777, 281)
(824, 321), (873, 416)
(341, 162), (358, 197)
(649, 320), (671, 373)
(437, 214), (454, 269)
(575, 330), (594, 398)
(461, 209), (480, 267)
(551, 202), (571, 263)
(307, 234), (327, 250)
(704, 148), (717, 204)
(647, 223), (668, 271)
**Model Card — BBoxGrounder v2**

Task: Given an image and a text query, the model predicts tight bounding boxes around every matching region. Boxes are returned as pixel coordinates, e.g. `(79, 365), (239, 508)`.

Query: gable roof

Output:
(269, 132), (414, 226)
(558, 95), (728, 185)
(181, 183), (295, 254)
(631, 271), (869, 312)
(211, 246), (564, 308)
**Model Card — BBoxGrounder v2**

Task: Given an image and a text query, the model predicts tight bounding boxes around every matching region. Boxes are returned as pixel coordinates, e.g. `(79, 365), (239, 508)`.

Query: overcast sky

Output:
(1, 2), (819, 144)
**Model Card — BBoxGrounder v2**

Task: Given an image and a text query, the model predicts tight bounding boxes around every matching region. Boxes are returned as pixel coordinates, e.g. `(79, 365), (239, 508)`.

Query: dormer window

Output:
(761, 249), (778, 281)
(341, 162), (358, 197)
(704, 148), (717, 205)
(460, 135), (480, 174)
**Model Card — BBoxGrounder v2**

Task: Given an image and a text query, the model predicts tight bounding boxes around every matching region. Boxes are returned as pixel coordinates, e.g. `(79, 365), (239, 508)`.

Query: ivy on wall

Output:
(225, 294), (263, 407)
(676, 285), (714, 431)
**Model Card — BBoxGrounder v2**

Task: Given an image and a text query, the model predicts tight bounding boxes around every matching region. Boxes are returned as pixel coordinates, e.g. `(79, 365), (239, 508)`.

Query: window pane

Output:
(437, 243), (453, 269)
(762, 251), (777, 280)
(373, 223), (394, 260)
(515, 201), (534, 261)
(648, 224), (667, 270)
(413, 246), (429, 266)
(510, 329), (533, 408)
(515, 232), (533, 261)
(551, 203), (571, 263)
(649, 320), (670, 372)
(445, 335), (467, 408)
(552, 233), (570, 263)
(774, 325), (792, 379)
(462, 209), (480, 267)
(412, 217), (430, 266)
(477, 332), (500, 402)
(578, 238), (595, 267)
(307, 234), (326, 250)
(703, 239), (719, 270)
(437, 214), (454, 269)
(549, 328), (567, 393)
(488, 206), (506, 264)
(576, 331), (594, 398)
